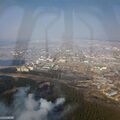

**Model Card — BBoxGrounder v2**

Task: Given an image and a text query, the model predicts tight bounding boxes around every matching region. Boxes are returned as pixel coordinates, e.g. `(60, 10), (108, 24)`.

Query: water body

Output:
(0, 60), (25, 66)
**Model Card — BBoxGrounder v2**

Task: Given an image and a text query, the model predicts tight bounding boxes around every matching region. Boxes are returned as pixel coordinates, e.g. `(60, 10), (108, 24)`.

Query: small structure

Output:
(57, 58), (66, 63)
(105, 89), (118, 97)
(17, 66), (33, 72)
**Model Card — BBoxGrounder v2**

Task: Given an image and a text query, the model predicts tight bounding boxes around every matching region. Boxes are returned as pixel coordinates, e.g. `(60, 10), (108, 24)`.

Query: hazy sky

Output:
(0, 0), (120, 43)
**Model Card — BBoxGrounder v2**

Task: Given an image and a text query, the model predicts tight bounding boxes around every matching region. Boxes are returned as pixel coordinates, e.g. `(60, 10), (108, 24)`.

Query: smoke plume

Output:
(0, 87), (66, 120)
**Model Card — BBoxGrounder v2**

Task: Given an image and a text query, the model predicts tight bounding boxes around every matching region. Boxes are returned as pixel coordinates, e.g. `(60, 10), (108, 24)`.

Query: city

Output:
(1, 39), (120, 103)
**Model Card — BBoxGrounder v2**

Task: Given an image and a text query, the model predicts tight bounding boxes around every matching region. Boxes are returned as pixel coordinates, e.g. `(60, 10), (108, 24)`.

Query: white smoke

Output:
(55, 98), (65, 106)
(18, 93), (65, 120)
(0, 87), (66, 120)
(0, 102), (10, 116)
(13, 87), (30, 117)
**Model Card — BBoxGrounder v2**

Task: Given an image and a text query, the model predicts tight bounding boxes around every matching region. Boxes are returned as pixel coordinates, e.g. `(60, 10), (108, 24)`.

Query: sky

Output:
(0, 0), (120, 43)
